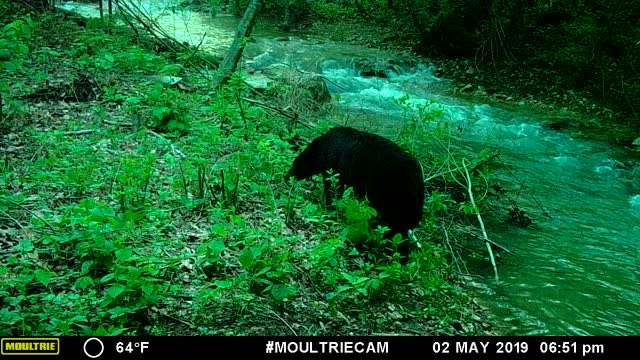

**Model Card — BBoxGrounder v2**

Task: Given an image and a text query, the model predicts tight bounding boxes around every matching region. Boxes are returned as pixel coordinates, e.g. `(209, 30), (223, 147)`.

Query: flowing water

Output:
(59, 0), (640, 336)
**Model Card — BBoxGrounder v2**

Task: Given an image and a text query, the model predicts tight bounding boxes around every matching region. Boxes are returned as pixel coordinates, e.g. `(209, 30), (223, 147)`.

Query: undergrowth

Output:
(0, 5), (493, 336)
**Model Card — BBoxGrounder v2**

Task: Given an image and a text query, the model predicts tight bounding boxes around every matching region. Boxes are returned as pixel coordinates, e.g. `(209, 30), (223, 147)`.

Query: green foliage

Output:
(0, 3), (486, 337)
(0, 15), (34, 124)
(304, 0), (356, 21)
(0, 15), (34, 72)
(112, 152), (158, 215)
(338, 187), (378, 243)
(395, 95), (448, 151)
(146, 84), (192, 135)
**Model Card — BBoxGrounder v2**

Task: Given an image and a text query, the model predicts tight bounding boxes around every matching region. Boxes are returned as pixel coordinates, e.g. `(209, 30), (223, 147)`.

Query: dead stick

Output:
(61, 130), (96, 136)
(0, 197), (57, 235)
(462, 159), (499, 285)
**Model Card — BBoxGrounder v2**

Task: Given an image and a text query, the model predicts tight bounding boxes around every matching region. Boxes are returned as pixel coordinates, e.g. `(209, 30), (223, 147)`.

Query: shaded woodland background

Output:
(20, 0), (640, 128)
(254, 0), (640, 130)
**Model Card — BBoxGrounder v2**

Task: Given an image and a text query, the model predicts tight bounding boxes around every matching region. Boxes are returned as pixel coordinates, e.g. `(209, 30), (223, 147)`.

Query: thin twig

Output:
(115, 0), (214, 79)
(456, 226), (514, 255)
(103, 119), (133, 127)
(0, 209), (27, 233)
(180, 33), (207, 67)
(264, 309), (298, 336)
(153, 308), (196, 329)
(442, 223), (463, 275)
(497, 156), (551, 218)
(462, 159), (499, 285)
(424, 150), (497, 183)
(235, 94), (249, 141)
(61, 129), (96, 136)
(148, 130), (186, 159)
(0, 197), (57, 235)
(241, 97), (298, 120)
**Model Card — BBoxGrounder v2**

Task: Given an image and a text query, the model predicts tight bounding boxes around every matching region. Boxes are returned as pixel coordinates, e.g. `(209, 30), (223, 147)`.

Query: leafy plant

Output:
(0, 16), (34, 72)
(146, 83), (192, 135)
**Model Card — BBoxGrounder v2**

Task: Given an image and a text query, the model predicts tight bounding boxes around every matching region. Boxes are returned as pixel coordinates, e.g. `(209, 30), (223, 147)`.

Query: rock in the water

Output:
(460, 84), (474, 92)
(244, 72), (271, 90)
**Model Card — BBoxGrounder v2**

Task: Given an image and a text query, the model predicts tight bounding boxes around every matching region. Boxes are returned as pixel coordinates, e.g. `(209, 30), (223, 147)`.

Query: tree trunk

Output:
(354, 0), (370, 19)
(282, 0), (290, 31)
(211, 0), (264, 88)
(406, 0), (424, 32)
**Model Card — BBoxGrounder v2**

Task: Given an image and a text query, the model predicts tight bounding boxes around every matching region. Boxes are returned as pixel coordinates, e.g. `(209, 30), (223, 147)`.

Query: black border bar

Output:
(1, 336), (636, 359)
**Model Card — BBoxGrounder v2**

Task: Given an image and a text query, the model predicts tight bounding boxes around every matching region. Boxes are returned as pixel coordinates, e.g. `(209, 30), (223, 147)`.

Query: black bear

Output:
(286, 126), (425, 258)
